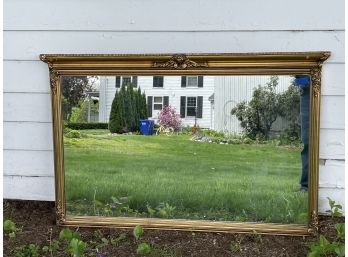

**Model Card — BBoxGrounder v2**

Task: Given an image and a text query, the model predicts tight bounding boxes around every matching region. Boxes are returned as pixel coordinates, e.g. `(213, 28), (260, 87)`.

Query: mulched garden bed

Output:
(3, 200), (344, 257)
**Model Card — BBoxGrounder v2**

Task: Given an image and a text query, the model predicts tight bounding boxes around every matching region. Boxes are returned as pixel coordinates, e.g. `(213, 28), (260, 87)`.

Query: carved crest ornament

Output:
(153, 54), (208, 69)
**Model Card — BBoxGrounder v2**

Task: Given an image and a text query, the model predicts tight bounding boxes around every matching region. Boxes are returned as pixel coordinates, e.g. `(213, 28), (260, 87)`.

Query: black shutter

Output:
(180, 96), (186, 118)
(132, 76), (138, 87)
(159, 76), (164, 87)
(181, 76), (186, 87)
(198, 76), (203, 88)
(197, 96), (203, 118)
(115, 76), (121, 88)
(147, 96), (153, 118)
(163, 96), (169, 107)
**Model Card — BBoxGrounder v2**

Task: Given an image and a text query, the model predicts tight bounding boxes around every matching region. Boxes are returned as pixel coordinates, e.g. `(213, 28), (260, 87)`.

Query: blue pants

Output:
(300, 87), (309, 189)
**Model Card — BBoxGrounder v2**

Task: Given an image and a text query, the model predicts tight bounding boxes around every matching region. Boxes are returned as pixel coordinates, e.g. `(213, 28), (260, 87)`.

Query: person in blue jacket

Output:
(294, 75), (310, 192)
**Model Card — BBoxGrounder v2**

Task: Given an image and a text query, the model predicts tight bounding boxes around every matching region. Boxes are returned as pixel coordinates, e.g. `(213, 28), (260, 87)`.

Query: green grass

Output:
(64, 130), (307, 223)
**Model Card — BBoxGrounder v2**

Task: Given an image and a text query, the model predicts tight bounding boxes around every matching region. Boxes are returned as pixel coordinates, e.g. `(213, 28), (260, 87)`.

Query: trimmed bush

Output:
(65, 122), (109, 130)
(65, 130), (82, 138)
(109, 84), (147, 133)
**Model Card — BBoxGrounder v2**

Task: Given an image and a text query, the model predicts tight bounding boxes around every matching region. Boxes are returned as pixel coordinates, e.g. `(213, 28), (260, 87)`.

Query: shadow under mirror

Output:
(61, 74), (309, 225)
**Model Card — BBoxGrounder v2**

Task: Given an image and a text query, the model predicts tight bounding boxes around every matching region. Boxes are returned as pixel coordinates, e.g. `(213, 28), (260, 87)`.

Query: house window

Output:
(180, 96), (203, 118)
(122, 76), (132, 85)
(186, 97), (197, 116)
(181, 76), (204, 88)
(115, 76), (138, 88)
(147, 96), (169, 117)
(153, 76), (164, 88)
(187, 76), (198, 87)
(153, 97), (163, 110)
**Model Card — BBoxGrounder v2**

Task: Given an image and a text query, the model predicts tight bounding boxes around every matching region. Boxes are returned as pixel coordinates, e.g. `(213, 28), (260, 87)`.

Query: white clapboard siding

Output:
(319, 160), (345, 188)
(320, 96), (345, 129)
(4, 176), (55, 201)
(4, 61), (50, 93)
(321, 63), (345, 96)
(4, 31), (344, 63)
(318, 188), (345, 215)
(319, 129), (345, 160)
(4, 0), (344, 31)
(3, 93), (52, 122)
(4, 150), (54, 177)
(4, 122), (53, 151)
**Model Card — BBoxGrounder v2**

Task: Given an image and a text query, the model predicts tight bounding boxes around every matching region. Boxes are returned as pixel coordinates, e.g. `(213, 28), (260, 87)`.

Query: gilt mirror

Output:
(41, 52), (330, 235)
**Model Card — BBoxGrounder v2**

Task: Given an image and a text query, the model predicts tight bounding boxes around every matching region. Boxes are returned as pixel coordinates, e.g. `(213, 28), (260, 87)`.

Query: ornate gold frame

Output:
(40, 52), (330, 236)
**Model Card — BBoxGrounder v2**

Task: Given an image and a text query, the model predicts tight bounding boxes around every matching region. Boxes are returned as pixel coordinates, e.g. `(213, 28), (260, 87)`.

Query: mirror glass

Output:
(61, 74), (310, 224)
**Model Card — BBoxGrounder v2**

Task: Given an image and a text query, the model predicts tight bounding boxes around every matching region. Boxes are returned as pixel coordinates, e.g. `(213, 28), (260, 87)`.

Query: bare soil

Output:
(3, 200), (344, 257)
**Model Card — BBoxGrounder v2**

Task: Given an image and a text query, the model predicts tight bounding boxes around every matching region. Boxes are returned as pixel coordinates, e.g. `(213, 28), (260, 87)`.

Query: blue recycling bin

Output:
(139, 119), (154, 135)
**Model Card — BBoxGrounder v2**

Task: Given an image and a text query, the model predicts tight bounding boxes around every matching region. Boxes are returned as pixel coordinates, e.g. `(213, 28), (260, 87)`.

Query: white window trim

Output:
(153, 96), (164, 113)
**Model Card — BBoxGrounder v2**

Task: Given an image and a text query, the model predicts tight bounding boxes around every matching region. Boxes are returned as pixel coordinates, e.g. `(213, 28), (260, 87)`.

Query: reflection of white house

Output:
(98, 76), (215, 128)
(97, 75), (294, 133)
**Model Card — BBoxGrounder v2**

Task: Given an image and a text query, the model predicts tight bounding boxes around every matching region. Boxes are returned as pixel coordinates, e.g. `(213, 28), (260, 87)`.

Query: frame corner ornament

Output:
(153, 54), (208, 69)
(56, 200), (66, 224)
(308, 210), (319, 235)
(319, 52), (331, 62)
(310, 66), (322, 98)
(40, 54), (48, 63)
(48, 65), (59, 95)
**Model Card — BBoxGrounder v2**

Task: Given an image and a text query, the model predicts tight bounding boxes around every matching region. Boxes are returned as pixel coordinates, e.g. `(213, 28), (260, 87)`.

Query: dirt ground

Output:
(3, 200), (344, 257)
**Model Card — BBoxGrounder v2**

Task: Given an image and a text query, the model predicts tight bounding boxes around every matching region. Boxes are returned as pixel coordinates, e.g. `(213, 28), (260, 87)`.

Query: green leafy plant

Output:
(93, 196), (130, 217)
(335, 223), (345, 241)
(65, 130), (82, 139)
(136, 242), (152, 255)
(42, 228), (60, 256)
(133, 225), (144, 240)
(59, 228), (86, 257)
(156, 203), (176, 218)
(110, 233), (127, 246)
(326, 197), (343, 218)
(68, 238), (87, 257)
(14, 244), (40, 257)
(59, 228), (81, 241)
(4, 219), (21, 239)
(229, 240), (242, 253)
(307, 199), (345, 257)
(146, 204), (156, 218)
(42, 240), (60, 255)
(251, 230), (263, 243)
(307, 234), (345, 257)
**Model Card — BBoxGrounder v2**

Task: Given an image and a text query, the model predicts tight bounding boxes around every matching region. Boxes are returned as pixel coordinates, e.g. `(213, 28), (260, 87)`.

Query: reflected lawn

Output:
(64, 130), (307, 224)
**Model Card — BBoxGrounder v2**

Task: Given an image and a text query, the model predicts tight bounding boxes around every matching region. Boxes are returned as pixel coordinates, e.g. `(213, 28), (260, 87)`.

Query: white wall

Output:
(4, 0), (345, 214)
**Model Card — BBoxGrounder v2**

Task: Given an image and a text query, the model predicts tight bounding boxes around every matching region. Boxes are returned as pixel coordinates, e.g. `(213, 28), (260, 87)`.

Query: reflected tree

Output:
(61, 76), (90, 121)
(231, 76), (300, 139)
